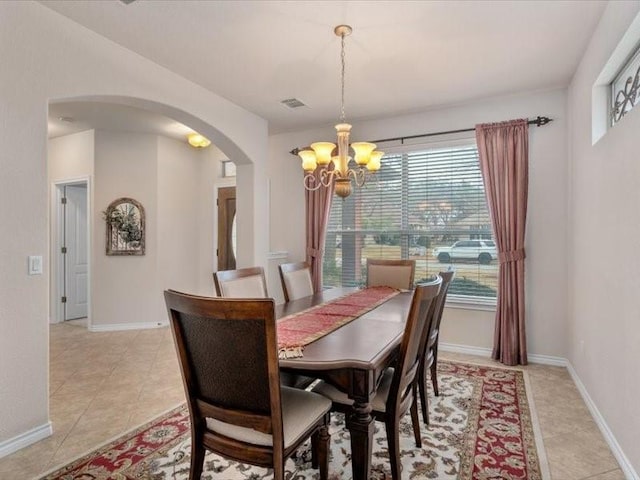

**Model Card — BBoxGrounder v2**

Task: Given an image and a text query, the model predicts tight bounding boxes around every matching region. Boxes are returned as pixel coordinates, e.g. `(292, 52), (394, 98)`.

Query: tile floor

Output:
(0, 322), (626, 480)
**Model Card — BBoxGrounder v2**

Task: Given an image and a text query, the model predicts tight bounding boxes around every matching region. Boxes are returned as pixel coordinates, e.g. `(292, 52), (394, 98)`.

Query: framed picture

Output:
(103, 198), (145, 255)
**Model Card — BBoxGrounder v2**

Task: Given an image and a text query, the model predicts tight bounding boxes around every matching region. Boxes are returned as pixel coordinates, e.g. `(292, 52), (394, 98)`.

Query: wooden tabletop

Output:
(277, 287), (413, 371)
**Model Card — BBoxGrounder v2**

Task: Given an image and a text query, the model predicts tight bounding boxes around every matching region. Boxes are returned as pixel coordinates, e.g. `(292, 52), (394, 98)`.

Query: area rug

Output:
(40, 361), (547, 480)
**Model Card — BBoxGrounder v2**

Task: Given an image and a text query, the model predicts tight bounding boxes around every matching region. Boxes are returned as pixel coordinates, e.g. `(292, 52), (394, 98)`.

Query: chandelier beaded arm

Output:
(297, 25), (383, 199)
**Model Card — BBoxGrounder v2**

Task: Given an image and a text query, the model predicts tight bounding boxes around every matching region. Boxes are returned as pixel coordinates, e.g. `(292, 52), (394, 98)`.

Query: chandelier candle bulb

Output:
(310, 142), (336, 166)
(298, 150), (318, 172)
(351, 142), (377, 166)
(367, 151), (383, 171)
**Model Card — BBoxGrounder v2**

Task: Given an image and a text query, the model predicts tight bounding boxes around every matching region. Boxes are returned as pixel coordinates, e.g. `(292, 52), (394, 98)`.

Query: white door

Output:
(64, 185), (88, 320)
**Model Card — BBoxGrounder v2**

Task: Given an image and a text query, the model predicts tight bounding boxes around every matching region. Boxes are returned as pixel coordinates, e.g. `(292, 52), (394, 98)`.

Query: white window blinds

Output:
(323, 143), (498, 301)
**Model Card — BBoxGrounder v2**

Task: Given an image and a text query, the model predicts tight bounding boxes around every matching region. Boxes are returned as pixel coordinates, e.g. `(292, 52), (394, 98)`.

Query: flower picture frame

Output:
(104, 198), (145, 255)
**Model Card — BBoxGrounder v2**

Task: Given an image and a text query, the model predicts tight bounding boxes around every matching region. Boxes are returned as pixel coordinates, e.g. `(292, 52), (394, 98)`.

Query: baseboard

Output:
(89, 321), (167, 332)
(439, 342), (492, 357)
(0, 422), (52, 459)
(440, 342), (567, 367)
(527, 353), (567, 367)
(566, 362), (639, 480)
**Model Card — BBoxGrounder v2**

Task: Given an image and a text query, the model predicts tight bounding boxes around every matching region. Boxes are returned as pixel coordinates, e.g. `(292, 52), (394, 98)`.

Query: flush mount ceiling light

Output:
(297, 25), (382, 199)
(187, 133), (211, 148)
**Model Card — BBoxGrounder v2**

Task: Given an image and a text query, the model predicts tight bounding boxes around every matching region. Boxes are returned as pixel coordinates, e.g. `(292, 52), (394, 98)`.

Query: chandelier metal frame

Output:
(298, 25), (382, 199)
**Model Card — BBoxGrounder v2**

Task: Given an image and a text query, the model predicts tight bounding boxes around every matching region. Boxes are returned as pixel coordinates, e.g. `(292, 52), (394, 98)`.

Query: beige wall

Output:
(269, 88), (569, 358)
(49, 131), (221, 329)
(48, 130), (95, 182)
(0, 1), (266, 450)
(568, 2), (640, 474)
(48, 130), (95, 323)
(93, 131), (159, 327)
(157, 136), (223, 299)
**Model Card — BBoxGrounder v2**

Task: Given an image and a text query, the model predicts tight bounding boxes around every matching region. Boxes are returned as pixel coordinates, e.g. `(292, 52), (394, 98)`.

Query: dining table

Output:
(277, 286), (414, 480)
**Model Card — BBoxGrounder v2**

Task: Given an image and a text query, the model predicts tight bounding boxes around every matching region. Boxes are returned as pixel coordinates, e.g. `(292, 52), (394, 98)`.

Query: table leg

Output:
(346, 399), (375, 480)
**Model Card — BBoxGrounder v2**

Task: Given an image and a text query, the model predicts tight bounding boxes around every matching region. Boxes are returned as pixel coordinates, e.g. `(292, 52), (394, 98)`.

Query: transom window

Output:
(322, 143), (498, 303)
(611, 43), (640, 125)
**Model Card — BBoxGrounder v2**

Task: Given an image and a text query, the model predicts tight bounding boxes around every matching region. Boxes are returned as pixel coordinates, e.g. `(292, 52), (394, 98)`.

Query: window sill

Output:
(445, 295), (496, 312)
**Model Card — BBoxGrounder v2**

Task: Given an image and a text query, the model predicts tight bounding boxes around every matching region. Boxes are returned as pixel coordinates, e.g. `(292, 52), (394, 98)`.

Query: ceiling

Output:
(48, 101), (195, 140)
(42, 0), (606, 135)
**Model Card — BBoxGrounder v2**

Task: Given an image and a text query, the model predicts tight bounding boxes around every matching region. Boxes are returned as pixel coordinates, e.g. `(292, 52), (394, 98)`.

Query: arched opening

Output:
(45, 95), (252, 463)
(48, 96), (246, 330)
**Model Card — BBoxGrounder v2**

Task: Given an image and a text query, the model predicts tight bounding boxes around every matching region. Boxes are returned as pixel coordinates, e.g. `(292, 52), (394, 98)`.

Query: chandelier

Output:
(297, 25), (383, 199)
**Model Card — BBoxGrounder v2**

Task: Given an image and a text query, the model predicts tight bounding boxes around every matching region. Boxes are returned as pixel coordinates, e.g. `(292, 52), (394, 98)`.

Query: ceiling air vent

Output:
(280, 98), (307, 109)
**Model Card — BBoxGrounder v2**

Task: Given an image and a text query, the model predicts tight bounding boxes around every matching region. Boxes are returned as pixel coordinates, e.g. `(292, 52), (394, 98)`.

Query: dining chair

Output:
(417, 269), (455, 425)
(213, 266), (268, 298)
(312, 276), (442, 480)
(164, 290), (332, 480)
(366, 259), (416, 290)
(279, 261), (314, 302)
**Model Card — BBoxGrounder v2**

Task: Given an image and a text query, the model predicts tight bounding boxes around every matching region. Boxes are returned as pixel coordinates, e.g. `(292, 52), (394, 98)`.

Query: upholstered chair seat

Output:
(206, 386), (331, 448)
(313, 368), (394, 413)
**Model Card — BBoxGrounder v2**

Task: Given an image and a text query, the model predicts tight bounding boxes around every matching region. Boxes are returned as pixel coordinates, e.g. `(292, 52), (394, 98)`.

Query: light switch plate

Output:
(28, 255), (43, 275)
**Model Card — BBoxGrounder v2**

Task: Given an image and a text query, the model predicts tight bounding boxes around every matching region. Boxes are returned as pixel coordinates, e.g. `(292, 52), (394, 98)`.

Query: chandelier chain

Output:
(340, 32), (346, 123)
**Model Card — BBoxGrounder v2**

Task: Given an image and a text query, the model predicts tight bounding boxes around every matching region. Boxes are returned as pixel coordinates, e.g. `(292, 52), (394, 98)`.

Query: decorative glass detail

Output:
(611, 46), (640, 125)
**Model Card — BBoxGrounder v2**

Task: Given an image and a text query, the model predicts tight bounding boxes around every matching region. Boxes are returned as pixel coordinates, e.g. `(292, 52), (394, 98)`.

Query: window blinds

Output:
(322, 143), (498, 300)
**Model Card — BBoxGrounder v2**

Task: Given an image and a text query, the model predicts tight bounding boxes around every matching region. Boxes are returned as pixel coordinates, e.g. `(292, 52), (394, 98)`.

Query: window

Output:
(322, 143), (498, 303)
(611, 44), (640, 126)
(222, 160), (236, 178)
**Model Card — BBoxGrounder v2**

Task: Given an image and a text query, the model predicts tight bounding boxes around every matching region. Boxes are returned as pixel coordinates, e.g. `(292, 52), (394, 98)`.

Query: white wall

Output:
(269, 88), (568, 358)
(568, 1), (640, 474)
(0, 1), (266, 451)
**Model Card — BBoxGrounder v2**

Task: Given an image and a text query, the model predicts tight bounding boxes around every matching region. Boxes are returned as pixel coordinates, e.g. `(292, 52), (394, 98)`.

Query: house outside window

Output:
(322, 143), (498, 304)
(611, 44), (640, 125)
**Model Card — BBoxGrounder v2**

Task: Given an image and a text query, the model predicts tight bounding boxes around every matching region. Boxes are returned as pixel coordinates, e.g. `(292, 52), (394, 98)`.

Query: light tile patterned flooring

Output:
(0, 322), (627, 480)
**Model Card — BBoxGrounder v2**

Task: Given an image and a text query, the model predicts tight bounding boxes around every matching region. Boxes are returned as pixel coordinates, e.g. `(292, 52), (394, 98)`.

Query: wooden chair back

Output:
(366, 259), (416, 290)
(279, 261), (314, 302)
(388, 276), (441, 417)
(428, 269), (455, 345)
(416, 269), (455, 424)
(214, 266), (268, 298)
(164, 290), (284, 468)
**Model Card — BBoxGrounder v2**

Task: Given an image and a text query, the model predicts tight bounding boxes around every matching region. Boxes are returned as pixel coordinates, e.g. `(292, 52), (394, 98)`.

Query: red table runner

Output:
(277, 286), (401, 359)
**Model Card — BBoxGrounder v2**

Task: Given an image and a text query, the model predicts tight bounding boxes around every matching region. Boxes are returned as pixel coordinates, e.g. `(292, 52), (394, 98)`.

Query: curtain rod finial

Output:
(533, 116), (552, 127)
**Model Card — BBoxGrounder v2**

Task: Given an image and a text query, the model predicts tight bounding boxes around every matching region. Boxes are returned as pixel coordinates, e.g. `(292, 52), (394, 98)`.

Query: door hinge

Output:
(216, 248), (219, 256)
(61, 246), (67, 254)
(216, 199), (219, 207)
(61, 197), (67, 204)
(61, 296), (67, 303)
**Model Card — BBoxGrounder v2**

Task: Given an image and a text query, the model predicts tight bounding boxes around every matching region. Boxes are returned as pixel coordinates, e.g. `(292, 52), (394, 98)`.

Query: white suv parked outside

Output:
(433, 240), (497, 264)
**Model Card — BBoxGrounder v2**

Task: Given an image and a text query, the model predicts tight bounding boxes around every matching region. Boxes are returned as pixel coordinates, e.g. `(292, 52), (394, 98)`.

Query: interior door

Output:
(64, 185), (88, 320)
(217, 186), (237, 271)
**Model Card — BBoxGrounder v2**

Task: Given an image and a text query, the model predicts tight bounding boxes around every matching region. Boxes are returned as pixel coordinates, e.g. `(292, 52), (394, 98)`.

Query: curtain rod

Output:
(289, 115), (552, 156)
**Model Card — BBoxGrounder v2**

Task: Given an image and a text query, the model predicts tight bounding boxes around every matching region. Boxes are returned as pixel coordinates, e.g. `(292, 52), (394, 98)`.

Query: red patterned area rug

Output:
(40, 361), (548, 480)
